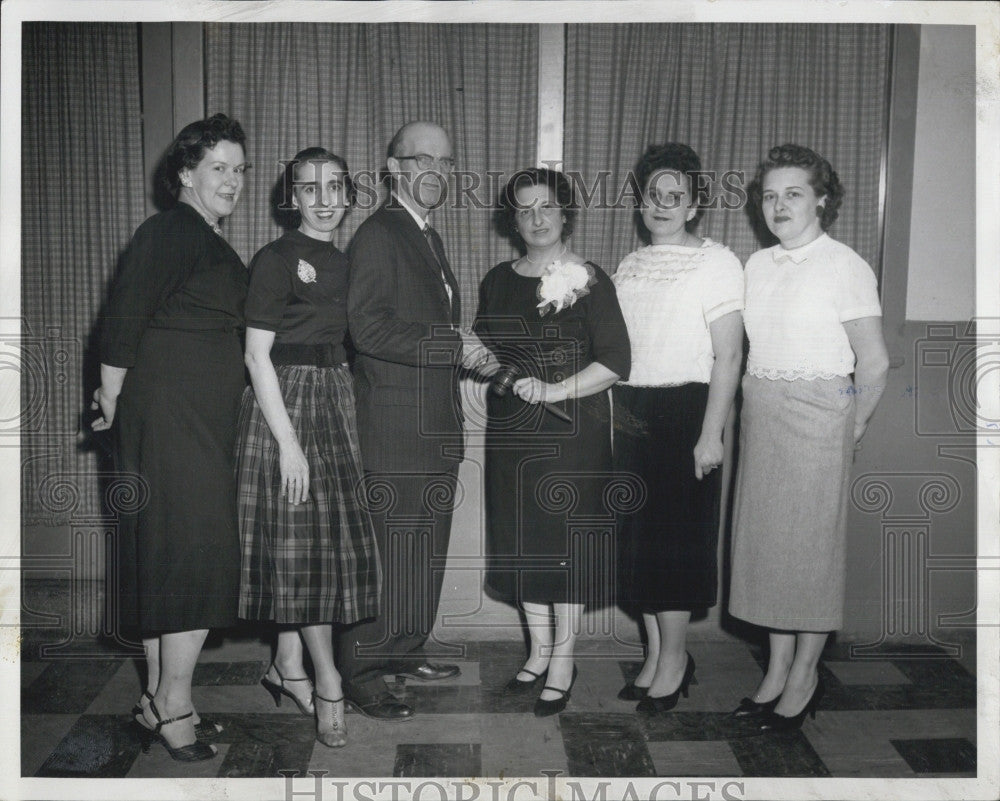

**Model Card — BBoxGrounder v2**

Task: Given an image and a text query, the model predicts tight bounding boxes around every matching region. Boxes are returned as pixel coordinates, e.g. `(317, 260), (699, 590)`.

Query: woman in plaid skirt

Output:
(236, 148), (381, 748)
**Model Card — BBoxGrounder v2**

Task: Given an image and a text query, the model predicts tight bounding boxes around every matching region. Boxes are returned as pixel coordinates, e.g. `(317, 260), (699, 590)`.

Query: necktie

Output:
(423, 224), (454, 307)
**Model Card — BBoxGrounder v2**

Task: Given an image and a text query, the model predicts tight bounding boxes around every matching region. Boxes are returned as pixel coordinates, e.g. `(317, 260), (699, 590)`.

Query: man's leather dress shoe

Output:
(395, 662), (461, 681)
(344, 693), (414, 721)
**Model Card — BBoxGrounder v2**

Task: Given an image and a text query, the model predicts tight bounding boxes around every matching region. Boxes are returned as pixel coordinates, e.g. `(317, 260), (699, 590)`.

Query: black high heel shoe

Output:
(260, 663), (314, 715)
(133, 699), (216, 762)
(636, 652), (696, 715)
(504, 666), (548, 693)
(756, 677), (825, 733)
(132, 690), (223, 739)
(533, 665), (578, 718)
(729, 695), (780, 718)
(617, 681), (649, 701)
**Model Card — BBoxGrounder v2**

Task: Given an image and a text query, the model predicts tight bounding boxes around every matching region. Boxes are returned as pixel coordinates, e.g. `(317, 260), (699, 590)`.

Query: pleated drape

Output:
(205, 23), (539, 328)
(565, 23), (891, 272)
(21, 23), (145, 522)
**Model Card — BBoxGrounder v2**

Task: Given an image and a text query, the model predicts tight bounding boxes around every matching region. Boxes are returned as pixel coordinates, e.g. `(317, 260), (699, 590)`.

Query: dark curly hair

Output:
(633, 142), (704, 231)
(274, 147), (355, 228)
(162, 113), (247, 197)
(748, 143), (845, 231)
(495, 167), (578, 245)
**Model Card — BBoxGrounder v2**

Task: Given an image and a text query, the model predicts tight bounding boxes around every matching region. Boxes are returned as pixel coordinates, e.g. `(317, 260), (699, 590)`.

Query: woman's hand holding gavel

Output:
(491, 365), (571, 422)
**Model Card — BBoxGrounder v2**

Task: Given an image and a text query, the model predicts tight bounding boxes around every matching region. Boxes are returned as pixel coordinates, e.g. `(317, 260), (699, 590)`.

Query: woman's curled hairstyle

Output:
(162, 113), (247, 196)
(634, 142), (704, 229)
(496, 167), (578, 244)
(749, 143), (845, 231)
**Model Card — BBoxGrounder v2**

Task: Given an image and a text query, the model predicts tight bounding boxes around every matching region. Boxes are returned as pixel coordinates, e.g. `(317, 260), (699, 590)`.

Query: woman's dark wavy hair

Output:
(162, 113), (247, 197)
(273, 147), (355, 229)
(633, 142), (704, 231)
(495, 167), (579, 246)
(748, 143), (845, 231)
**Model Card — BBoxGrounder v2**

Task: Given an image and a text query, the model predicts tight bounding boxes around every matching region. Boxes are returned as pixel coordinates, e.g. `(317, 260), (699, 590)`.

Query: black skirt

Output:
(613, 383), (720, 611)
(115, 328), (243, 635)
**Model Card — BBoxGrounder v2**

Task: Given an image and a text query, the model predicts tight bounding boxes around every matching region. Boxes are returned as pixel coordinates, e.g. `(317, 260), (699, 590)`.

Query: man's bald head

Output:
(387, 121), (451, 162)
(386, 121), (453, 213)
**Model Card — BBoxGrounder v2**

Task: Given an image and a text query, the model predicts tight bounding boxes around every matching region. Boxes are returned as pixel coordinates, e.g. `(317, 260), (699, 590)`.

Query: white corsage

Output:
(297, 259), (317, 284)
(536, 261), (595, 316)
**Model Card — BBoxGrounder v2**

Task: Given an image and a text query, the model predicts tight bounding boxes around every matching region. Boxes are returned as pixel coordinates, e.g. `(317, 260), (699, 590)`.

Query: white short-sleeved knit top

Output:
(744, 233), (882, 380)
(613, 239), (744, 386)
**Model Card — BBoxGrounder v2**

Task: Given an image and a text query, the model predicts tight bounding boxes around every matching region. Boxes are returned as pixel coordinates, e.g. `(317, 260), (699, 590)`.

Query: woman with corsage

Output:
(474, 167), (630, 717)
(612, 143), (744, 714)
(93, 114), (249, 762)
(236, 149), (381, 748)
(729, 143), (889, 731)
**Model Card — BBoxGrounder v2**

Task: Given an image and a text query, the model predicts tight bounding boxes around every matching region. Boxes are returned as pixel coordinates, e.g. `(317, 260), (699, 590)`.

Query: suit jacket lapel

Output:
(383, 205), (458, 320)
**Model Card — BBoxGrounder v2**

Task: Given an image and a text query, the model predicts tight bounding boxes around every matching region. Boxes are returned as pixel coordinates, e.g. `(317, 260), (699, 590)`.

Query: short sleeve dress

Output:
(612, 240), (744, 612)
(729, 233), (882, 631)
(236, 229), (381, 625)
(474, 261), (631, 604)
(101, 202), (248, 635)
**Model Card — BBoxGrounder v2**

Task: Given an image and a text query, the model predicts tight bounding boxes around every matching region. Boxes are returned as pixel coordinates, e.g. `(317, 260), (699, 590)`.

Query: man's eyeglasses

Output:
(393, 153), (456, 172)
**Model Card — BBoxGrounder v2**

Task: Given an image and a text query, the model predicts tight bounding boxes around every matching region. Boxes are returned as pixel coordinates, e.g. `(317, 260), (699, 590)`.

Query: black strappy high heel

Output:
(132, 690), (223, 739)
(133, 699), (216, 762)
(533, 665), (578, 718)
(504, 666), (548, 692)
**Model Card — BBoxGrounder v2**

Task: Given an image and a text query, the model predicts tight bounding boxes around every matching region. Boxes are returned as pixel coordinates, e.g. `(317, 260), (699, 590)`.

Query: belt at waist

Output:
(147, 320), (239, 333)
(270, 342), (346, 367)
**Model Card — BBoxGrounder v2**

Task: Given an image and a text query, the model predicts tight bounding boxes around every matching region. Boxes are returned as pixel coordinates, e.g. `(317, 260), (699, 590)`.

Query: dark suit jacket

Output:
(347, 204), (465, 473)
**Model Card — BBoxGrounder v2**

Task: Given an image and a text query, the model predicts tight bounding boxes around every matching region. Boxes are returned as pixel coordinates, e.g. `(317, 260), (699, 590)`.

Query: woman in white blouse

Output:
(728, 143), (890, 732)
(613, 143), (744, 714)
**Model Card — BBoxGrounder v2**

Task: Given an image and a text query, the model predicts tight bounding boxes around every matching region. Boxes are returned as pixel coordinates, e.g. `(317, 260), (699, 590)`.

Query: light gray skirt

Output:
(728, 373), (856, 631)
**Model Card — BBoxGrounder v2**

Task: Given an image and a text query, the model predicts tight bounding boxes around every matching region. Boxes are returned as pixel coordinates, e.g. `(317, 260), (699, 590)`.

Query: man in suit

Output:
(341, 121), (482, 720)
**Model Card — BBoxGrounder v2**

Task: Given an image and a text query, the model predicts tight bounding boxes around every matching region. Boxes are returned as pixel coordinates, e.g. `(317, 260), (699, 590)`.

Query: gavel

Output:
(490, 364), (572, 423)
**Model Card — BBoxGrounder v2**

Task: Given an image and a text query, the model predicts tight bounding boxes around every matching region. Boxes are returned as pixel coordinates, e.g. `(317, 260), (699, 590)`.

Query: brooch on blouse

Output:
(297, 259), (317, 284)
(536, 261), (595, 316)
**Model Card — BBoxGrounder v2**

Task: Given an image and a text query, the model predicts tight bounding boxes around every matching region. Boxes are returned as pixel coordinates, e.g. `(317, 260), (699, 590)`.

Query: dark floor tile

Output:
(389, 682), (483, 714)
(22, 659), (126, 714)
(729, 731), (830, 777)
(393, 743), (481, 777)
(559, 712), (656, 777)
(206, 713), (317, 775)
(816, 661), (975, 712)
(640, 711), (760, 742)
(35, 714), (140, 777)
(193, 661), (267, 686)
(890, 737), (976, 774)
(218, 740), (277, 778)
(477, 683), (541, 714)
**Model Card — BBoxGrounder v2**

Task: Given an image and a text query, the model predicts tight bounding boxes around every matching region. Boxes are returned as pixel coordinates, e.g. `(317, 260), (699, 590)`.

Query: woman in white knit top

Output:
(612, 143), (744, 714)
(728, 144), (889, 732)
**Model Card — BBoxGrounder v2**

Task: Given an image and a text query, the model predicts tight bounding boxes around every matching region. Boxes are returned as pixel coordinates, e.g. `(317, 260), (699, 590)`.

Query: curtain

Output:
(21, 23), (146, 523)
(565, 24), (891, 273)
(205, 23), (539, 327)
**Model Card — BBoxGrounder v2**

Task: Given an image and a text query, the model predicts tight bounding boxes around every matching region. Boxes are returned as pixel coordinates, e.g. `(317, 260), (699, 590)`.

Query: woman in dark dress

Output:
(474, 168), (630, 717)
(92, 114), (249, 761)
(612, 144), (744, 714)
(236, 149), (380, 748)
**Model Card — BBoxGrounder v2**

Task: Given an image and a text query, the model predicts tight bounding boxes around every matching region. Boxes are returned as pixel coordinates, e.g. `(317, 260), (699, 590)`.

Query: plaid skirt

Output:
(236, 365), (381, 625)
